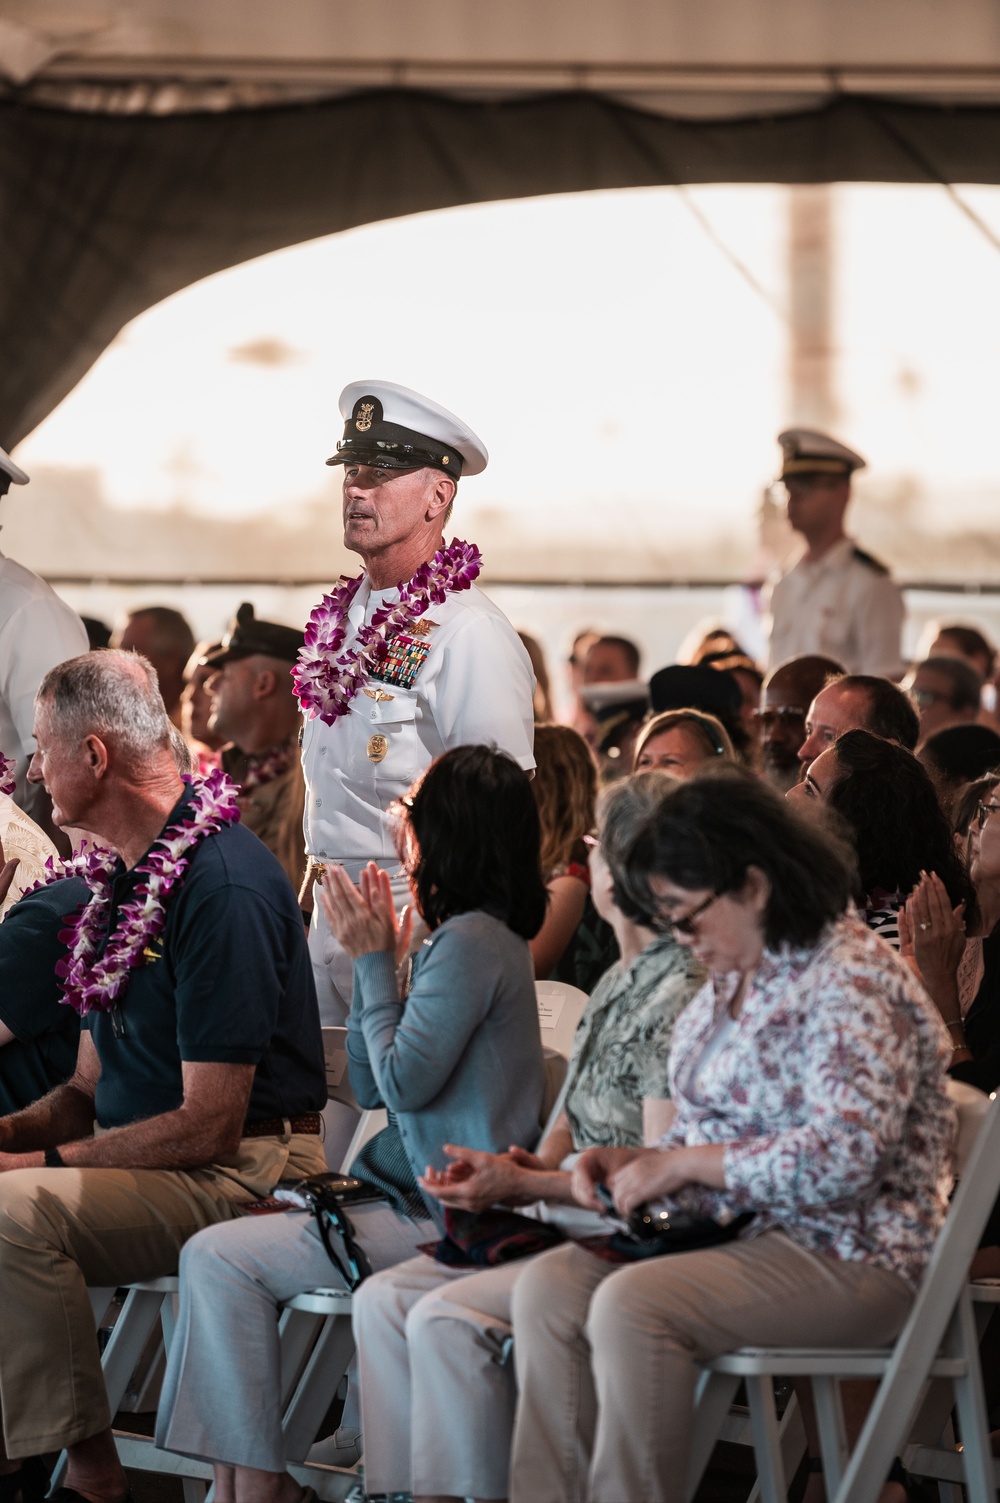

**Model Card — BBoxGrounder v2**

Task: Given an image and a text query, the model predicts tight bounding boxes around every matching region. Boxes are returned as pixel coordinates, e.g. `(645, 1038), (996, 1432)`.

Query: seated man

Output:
(904, 655), (983, 742)
(0, 867), (85, 1116)
(0, 649), (327, 1503)
(205, 603), (307, 896)
(797, 671), (919, 767)
(756, 653), (845, 793)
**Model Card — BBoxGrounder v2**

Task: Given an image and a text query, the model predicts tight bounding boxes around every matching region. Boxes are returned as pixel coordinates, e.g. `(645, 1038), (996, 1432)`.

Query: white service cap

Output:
(328, 380), (488, 478)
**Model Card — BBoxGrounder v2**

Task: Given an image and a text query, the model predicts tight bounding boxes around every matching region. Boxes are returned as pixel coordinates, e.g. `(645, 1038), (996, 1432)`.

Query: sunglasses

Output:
(314, 1201), (373, 1292)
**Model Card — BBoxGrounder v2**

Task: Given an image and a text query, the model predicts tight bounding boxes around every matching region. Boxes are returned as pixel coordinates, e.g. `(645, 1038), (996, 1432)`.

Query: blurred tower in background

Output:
(786, 184), (838, 430)
(759, 184), (840, 568)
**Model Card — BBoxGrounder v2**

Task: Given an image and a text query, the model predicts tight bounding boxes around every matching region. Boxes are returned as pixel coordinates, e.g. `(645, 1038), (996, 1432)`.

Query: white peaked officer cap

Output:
(778, 428), (866, 479)
(0, 445), (29, 489)
(327, 380), (489, 479)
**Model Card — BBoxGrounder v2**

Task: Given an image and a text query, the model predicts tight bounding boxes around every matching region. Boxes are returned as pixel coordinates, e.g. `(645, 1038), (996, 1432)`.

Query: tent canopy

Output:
(3, 0), (1000, 445)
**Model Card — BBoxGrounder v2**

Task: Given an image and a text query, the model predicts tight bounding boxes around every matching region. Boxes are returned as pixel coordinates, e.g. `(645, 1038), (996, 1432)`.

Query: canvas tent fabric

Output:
(3, 87), (1000, 447)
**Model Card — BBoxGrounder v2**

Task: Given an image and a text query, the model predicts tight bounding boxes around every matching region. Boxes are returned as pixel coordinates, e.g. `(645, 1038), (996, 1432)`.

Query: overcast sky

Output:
(14, 181), (1000, 561)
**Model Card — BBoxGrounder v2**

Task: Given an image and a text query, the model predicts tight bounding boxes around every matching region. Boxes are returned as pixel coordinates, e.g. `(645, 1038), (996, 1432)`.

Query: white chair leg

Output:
(686, 1370), (742, 1501)
(745, 1374), (788, 1503)
(811, 1377), (847, 1497)
(949, 1293), (995, 1503)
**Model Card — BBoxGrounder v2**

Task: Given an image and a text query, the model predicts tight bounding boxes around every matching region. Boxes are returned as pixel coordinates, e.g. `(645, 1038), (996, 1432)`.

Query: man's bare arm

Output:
(0, 1055), (256, 1171)
(0, 1031), (101, 1151)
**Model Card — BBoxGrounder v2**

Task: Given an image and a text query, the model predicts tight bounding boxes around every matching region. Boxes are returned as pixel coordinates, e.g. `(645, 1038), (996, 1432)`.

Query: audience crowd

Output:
(6, 563), (1000, 1503)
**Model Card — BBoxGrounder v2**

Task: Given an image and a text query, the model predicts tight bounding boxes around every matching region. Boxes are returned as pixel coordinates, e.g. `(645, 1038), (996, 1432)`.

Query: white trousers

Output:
(353, 1252), (532, 1499)
(307, 867), (415, 1028)
(308, 865), (415, 1170)
(156, 1203), (434, 1473)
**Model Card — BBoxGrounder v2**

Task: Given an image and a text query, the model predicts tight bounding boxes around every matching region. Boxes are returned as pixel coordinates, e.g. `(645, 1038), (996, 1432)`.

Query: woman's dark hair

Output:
(623, 764), (857, 950)
(954, 774), (999, 839)
(828, 729), (971, 908)
(397, 744), (547, 939)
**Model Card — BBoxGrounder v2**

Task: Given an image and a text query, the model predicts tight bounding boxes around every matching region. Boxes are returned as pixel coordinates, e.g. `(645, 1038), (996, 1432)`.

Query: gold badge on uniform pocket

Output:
(367, 733), (388, 763)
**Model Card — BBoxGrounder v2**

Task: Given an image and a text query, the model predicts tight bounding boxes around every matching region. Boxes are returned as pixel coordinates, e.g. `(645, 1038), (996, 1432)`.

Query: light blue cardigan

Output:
(346, 909), (547, 1224)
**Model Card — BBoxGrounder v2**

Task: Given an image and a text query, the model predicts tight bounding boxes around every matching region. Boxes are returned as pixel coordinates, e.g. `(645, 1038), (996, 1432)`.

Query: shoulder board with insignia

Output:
(852, 547), (889, 575)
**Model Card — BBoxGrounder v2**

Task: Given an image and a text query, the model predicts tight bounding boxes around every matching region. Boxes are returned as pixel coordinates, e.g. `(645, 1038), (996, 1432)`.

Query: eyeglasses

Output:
(752, 707), (806, 730)
(976, 800), (1000, 830)
(668, 891), (720, 936)
(910, 688), (950, 709)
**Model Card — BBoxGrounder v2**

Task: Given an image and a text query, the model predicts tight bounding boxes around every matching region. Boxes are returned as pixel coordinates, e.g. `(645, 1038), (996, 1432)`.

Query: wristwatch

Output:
(43, 1146), (66, 1167)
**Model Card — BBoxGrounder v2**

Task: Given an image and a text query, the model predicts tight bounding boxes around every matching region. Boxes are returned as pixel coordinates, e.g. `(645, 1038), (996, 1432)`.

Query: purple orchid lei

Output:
(53, 768), (240, 1018)
(292, 537), (482, 726)
(0, 754), (16, 797)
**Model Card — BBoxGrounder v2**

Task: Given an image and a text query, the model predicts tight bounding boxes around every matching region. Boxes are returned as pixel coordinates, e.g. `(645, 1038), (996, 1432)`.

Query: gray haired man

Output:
(0, 650), (326, 1503)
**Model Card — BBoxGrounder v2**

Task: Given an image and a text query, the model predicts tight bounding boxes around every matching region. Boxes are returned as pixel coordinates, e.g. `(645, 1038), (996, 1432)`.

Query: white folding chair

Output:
(535, 979), (588, 1059)
(687, 1084), (1000, 1503)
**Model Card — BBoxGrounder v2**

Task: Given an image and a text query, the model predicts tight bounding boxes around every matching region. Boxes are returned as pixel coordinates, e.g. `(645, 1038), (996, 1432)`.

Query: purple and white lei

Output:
(293, 537), (482, 726)
(0, 754), (16, 797)
(54, 768), (240, 1017)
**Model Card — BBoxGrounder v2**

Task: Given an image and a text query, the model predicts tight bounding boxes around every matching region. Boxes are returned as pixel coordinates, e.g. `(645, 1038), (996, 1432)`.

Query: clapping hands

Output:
(319, 862), (414, 962)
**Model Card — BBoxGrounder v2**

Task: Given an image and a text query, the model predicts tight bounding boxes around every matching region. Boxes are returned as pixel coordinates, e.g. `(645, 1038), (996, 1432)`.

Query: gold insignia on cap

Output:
(363, 688), (395, 702)
(356, 402), (375, 433)
(367, 733), (388, 763)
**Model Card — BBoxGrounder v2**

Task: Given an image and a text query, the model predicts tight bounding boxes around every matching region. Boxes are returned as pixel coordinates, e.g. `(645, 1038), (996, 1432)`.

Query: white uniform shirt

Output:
(302, 577), (535, 863)
(765, 537), (905, 678)
(0, 550), (88, 762)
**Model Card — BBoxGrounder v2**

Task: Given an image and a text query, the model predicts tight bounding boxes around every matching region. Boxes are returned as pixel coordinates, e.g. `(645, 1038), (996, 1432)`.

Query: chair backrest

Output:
(535, 980), (589, 1059)
(338, 1107), (388, 1175)
(833, 1084), (1000, 1502)
(947, 1078), (990, 1175)
(321, 1025), (357, 1109)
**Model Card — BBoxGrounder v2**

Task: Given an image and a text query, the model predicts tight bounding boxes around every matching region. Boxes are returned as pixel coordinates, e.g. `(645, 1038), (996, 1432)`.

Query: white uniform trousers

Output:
(307, 867), (413, 1027)
(353, 1252), (531, 1499)
(308, 865), (415, 1169)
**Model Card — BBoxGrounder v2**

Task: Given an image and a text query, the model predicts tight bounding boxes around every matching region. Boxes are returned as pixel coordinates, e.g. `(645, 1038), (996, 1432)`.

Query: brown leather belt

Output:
(242, 1112), (322, 1139)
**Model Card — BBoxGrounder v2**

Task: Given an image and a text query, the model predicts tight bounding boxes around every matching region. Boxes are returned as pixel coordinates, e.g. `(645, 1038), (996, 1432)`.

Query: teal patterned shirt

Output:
(563, 933), (706, 1150)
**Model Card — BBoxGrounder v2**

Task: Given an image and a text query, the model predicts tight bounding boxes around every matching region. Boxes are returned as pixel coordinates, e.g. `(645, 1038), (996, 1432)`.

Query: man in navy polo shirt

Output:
(0, 650), (327, 1503)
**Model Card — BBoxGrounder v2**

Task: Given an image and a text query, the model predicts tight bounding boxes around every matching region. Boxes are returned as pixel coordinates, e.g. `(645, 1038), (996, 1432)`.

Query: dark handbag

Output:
(421, 1206), (566, 1268)
(581, 1196), (756, 1265)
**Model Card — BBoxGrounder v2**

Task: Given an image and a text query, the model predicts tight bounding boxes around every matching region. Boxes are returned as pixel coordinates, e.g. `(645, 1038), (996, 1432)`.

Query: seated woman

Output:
(155, 745), (549, 1503)
(507, 767), (954, 1503)
(351, 770), (706, 1503)
(904, 771), (1000, 1093)
(790, 727), (970, 947)
(632, 707), (736, 777)
(529, 723), (616, 991)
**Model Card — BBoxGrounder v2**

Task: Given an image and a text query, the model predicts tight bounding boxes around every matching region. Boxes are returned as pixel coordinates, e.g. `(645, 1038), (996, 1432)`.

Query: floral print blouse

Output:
(563, 932), (706, 1150)
(660, 916), (955, 1288)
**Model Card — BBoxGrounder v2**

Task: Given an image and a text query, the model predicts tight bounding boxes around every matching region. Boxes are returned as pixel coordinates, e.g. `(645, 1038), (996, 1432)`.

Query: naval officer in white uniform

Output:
(298, 381), (535, 1030)
(765, 428), (905, 679)
(0, 446), (88, 838)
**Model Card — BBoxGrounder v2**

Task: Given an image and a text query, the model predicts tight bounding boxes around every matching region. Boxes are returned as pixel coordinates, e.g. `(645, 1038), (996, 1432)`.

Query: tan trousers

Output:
(509, 1230), (914, 1503)
(0, 1133), (326, 1457)
(354, 1253), (526, 1497)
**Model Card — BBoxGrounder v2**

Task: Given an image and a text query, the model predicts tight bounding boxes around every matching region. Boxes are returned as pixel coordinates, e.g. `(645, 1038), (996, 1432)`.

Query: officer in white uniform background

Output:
(300, 380), (535, 1034)
(0, 447), (88, 846)
(765, 428), (905, 679)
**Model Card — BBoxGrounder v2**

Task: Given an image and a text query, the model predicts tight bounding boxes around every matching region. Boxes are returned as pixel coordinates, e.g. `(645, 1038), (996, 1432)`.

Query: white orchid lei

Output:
(48, 768), (241, 1018)
(292, 537), (482, 726)
(0, 754), (16, 796)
